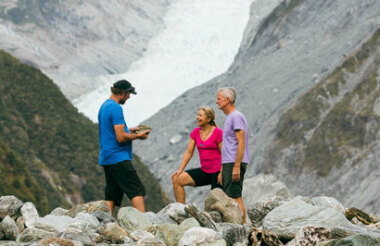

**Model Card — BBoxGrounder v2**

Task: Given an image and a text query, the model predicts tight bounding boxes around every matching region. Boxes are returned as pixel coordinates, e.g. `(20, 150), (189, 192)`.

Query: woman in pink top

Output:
(171, 106), (223, 204)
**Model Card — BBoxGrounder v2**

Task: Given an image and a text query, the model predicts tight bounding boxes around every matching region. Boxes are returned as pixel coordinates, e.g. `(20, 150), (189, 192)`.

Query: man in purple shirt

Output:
(216, 87), (250, 223)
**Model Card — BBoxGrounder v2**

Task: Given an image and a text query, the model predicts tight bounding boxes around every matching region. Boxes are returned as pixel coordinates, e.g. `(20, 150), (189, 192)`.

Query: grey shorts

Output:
(222, 163), (247, 198)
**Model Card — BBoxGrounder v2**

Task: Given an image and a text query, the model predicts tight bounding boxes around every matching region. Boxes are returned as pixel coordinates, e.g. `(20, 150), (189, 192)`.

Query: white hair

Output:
(217, 87), (236, 104)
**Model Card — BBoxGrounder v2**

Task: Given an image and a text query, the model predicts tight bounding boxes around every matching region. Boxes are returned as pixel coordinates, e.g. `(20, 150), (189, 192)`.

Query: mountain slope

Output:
(0, 0), (169, 100)
(0, 50), (170, 214)
(265, 28), (380, 212)
(133, 0), (380, 207)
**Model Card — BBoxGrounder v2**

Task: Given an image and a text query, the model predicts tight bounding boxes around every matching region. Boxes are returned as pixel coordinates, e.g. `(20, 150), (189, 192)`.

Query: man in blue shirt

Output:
(98, 79), (150, 215)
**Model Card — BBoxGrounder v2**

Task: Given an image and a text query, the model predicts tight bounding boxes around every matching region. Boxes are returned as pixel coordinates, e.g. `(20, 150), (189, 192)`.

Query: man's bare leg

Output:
(106, 200), (115, 216)
(234, 197), (246, 223)
(172, 172), (195, 204)
(131, 196), (146, 212)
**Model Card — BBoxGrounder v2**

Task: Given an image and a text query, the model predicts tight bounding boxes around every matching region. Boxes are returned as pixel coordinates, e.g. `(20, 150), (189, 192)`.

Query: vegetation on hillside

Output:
(0, 50), (170, 214)
(266, 28), (380, 176)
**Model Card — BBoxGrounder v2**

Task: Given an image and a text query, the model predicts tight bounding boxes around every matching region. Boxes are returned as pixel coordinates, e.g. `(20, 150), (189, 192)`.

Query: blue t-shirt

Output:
(98, 99), (132, 165)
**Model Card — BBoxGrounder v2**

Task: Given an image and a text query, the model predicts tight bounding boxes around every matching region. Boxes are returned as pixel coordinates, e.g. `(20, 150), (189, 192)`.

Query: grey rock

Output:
(242, 175), (293, 206)
(97, 222), (129, 243)
(217, 223), (249, 246)
(50, 207), (69, 216)
(1, 216), (18, 240)
(118, 207), (153, 233)
(179, 227), (226, 246)
(90, 211), (116, 223)
(136, 237), (166, 246)
(185, 204), (218, 231)
(204, 188), (243, 224)
(36, 214), (74, 232)
(16, 216), (25, 234)
(20, 202), (39, 228)
(156, 202), (189, 224)
(154, 218), (200, 246)
(262, 199), (352, 241)
(0, 196), (23, 219)
(17, 228), (56, 242)
(70, 212), (100, 234)
(311, 197), (346, 215)
(317, 234), (380, 246)
(247, 196), (285, 227)
(66, 201), (109, 218)
(57, 228), (92, 245)
(130, 230), (154, 241)
(209, 211), (223, 223)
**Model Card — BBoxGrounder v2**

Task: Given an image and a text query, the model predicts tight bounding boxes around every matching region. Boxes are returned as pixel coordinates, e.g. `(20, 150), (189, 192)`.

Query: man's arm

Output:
(232, 129), (245, 182)
(114, 124), (149, 143)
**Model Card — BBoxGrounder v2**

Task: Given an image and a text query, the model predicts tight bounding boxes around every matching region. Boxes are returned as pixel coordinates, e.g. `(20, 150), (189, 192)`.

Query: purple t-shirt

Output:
(221, 110), (250, 164)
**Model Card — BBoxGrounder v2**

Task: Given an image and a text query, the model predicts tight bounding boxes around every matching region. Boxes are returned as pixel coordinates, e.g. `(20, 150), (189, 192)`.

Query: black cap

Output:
(113, 79), (137, 94)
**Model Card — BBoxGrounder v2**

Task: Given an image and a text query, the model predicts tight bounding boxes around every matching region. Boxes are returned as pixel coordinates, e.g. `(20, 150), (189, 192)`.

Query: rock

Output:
(157, 202), (189, 224)
(218, 223), (249, 246)
(1, 215), (18, 240)
(90, 211), (116, 223)
(36, 214), (75, 232)
(0, 225), (4, 240)
(118, 206), (153, 233)
(345, 207), (376, 225)
(50, 207), (69, 216)
(318, 234), (380, 245)
(69, 212), (100, 234)
(209, 211), (223, 223)
(247, 196), (285, 227)
(185, 203), (218, 231)
(135, 124), (152, 134)
(311, 197), (346, 214)
(154, 218), (200, 246)
(262, 199), (352, 241)
(248, 227), (284, 246)
(130, 230), (155, 241)
(57, 228), (92, 245)
(89, 232), (103, 244)
(205, 188), (243, 224)
(17, 228), (56, 242)
(290, 226), (332, 246)
(16, 216), (25, 234)
(368, 222), (380, 230)
(137, 237), (166, 245)
(20, 202), (39, 228)
(0, 196), (23, 219)
(65, 200), (109, 218)
(179, 227), (226, 246)
(39, 237), (75, 246)
(97, 222), (129, 243)
(242, 175), (293, 207)
(170, 134), (182, 144)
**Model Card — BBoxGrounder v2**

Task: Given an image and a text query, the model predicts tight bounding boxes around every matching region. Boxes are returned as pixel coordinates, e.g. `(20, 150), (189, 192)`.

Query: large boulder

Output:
(69, 212), (100, 234)
(317, 234), (380, 246)
(97, 222), (129, 243)
(154, 218), (200, 246)
(35, 214), (75, 232)
(217, 223), (250, 246)
(247, 196), (286, 227)
(65, 200), (109, 218)
(179, 227), (226, 246)
(17, 227), (56, 242)
(204, 188), (243, 224)
(1, 215), (18, 240)
(262, 198), (352, 241)
(57, 228), (92, 245)
(118, 207), (153, 233)
(20, 202), (39, 228)
(0, 196), (23, 219)
(242, 175), (293, 206)
(185, 203), (218, 231)
(311, 197), (346, 215)
(156, 202), (189, 224)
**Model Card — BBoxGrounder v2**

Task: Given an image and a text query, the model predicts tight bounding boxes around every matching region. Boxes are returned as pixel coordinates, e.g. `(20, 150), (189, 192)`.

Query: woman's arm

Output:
(172, 139), (196, 178)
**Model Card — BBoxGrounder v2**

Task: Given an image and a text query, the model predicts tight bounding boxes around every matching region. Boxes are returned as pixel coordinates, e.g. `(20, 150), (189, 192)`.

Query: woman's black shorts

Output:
(185, 168), (221, 190)
(103, 160), (146, 206)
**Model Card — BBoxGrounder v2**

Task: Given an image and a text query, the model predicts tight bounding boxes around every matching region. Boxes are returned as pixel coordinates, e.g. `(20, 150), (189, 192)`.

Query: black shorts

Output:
(185, 168), (221, 190)
(222, 163), (247, 198)
(103, 160), (146, 206)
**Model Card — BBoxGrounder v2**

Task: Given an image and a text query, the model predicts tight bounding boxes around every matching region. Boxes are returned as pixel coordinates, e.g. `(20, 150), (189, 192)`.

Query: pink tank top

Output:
(190, 127), (223, 173)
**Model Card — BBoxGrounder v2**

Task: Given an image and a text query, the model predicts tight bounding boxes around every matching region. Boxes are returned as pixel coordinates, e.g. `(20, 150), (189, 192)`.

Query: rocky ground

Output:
(1, 176), (380, 246)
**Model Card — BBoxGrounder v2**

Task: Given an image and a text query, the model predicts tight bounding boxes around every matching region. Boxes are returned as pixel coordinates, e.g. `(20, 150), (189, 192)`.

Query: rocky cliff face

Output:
(0, 0), (169, 99)
(134, 0), (380, 210)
